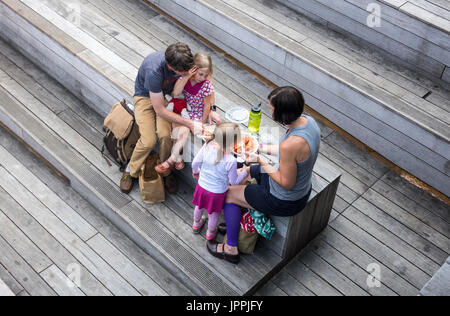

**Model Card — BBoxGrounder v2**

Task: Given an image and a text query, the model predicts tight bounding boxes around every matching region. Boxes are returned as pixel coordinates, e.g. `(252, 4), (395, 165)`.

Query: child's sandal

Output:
(206, 229), (218, 241)
(192, 219), (206, 234)
(175, 160), (185, 171)
(155, 160), (175, 177)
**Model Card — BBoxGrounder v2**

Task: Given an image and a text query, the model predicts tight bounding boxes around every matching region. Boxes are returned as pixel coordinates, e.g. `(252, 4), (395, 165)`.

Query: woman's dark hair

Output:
(165, 43), (195, 72)
(268, 86), (305, 125)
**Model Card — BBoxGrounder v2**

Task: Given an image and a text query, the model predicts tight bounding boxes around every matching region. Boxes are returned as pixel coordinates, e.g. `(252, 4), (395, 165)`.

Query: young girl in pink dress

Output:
(156, 53), (215, 175)
(191, 123), (249, 240)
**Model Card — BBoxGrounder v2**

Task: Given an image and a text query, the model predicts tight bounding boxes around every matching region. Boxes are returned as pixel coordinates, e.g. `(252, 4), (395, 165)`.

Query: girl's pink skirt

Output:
(192, 184), (227, 215)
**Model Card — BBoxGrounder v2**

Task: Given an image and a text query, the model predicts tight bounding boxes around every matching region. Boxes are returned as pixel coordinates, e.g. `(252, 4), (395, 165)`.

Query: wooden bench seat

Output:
(0, 278), (15, 296)
(420, 256), (450, 296)
(280, 0), (450, 82)
(141, 0), (450, 197)
(0, 0), (341, 295)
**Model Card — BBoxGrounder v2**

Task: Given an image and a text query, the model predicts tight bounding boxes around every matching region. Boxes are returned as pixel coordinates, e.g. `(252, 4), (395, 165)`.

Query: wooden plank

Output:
(283, 196), (319, 258)
(329, 215), (430, 289)
(0, 126), (192, 296)
(248, 0), (449, 100)
(284, 0), (447, 75)
(40, 265), (86, 296)
(400, 1), (450, 32)
(0, 142), (98, 242)
(320, 227), (419, 295)
(345, 0), (450, 51)
(19, 0), (137, 80)
(1, 0), (86, 54)
(302, 37), (450, 123)
(0, 186), (112, 296)
(57, 109), (104, 151)
(0, 71), (245, 295)
(359, 189), (450, 254)
(0, 11), (124, 113)
(371, 180), (450, 239)
(0, 209), (52, 274)
(270, 271), (315, 296)
(229, 0), (450, 112)
(0, 278), (15, 296)
(310, 238), (398, 296)
(0, 167), (140, 296)
(87, 234), (168, 296)
(324, 132), (390, 179)
(0, 39), (117, 131)
(285, 259), (343, 296)
(0, 234), (56, 296)
(254, 282), (288, 296)
(381, 171), (450, 224)
(0, 51), (68, 114)
(352, 192), (449, 265)
(0, 264), (23, 295)
(343, 205), (443, 275)
(299, 248), (370, 296)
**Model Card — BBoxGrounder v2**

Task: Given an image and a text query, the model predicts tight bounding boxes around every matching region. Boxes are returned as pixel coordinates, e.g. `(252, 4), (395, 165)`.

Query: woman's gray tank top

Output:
(269, 115), (321, 201)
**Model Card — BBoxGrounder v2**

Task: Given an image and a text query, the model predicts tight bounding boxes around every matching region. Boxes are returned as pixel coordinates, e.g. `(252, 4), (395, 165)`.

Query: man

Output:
(120, 43), (203, 194)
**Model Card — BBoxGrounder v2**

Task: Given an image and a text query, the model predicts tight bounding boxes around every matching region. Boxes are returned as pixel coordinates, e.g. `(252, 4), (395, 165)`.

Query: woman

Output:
(207, 87), (321, 264)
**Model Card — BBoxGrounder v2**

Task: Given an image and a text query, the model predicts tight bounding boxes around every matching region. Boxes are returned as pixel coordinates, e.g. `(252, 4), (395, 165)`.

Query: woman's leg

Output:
(226, 185), (254, 209)
(223, 203), (241, 248)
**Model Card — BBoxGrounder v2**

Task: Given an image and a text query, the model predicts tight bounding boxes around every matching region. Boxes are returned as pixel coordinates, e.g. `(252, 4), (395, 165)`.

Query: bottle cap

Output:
(252, 103), (262, 113)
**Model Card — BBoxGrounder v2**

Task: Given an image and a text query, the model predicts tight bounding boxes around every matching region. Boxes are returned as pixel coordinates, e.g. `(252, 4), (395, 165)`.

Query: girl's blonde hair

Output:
(194, 53), (213, 77)
(207, 122), (241, 165)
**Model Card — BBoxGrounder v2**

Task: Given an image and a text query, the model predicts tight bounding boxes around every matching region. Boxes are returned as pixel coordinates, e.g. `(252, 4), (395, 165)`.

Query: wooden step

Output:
(0, 64), (245, 296)
(140, 0), (450, 197)
(0, 0), (448, 297)
(0, 278), (15, 296)
(280, 0), (450, 82)
(0, 125), (194, 296)
(0, 10), (294, 295)
(420, 256), (450, 296)
(0, 0), (344, 295)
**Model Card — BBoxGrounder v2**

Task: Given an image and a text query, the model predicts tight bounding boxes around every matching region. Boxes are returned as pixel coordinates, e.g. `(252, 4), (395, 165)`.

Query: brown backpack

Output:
(102, 99), (140, 171)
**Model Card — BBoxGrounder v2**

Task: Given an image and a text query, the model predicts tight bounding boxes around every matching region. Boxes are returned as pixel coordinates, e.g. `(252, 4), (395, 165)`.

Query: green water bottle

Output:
(248, 103), (262, 134)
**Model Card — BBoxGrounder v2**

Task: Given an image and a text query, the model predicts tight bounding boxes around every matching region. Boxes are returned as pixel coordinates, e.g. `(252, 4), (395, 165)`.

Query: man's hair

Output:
(165, 43), (195, 72)
(268, 86), (305, 125)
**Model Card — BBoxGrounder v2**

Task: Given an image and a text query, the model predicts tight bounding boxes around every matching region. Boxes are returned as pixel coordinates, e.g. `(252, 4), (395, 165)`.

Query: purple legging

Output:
(224, 203), (241, 247)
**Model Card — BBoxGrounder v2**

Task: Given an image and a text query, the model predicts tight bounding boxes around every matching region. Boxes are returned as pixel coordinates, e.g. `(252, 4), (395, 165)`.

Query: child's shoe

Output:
(206, 229), (218, 241)
(192, 219), (206, 234)
(155, 159), (175, 177)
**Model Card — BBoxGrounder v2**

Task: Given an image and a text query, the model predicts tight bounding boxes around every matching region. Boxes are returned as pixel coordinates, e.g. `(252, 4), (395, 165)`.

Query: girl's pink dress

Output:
(192, 143), (248, 215)
(183, 79), (214, 121)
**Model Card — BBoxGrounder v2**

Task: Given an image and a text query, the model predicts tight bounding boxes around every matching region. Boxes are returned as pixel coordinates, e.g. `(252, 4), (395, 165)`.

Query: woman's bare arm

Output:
(258, 138), (301, 190)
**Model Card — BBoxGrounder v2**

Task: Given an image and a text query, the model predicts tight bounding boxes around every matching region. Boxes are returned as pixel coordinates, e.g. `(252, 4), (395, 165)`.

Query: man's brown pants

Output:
(129, 96), (173, 178)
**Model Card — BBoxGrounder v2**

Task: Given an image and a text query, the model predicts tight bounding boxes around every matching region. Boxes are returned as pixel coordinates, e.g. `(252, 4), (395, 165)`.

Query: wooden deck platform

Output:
(0, 125), (193, 296)
(0, 0), (449, 296)
(144, 0), (450, 197)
